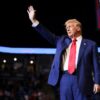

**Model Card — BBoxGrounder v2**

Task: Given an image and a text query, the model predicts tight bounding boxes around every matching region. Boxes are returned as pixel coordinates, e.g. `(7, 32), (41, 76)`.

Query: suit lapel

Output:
(61, 37), (71, 51)
(77, 39), (87, 66)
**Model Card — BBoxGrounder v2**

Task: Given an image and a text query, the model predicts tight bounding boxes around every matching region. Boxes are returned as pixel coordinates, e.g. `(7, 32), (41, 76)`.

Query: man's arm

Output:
(27, 5), (60, 46)
(92, 43), (100, 93)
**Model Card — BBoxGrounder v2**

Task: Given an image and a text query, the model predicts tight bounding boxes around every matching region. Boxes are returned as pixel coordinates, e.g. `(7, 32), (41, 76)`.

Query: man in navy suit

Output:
(27, 5), (100, 100)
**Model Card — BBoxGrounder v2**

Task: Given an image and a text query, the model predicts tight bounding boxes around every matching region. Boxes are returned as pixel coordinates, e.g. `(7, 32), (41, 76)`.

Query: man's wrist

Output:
(32, 20), (39, 27)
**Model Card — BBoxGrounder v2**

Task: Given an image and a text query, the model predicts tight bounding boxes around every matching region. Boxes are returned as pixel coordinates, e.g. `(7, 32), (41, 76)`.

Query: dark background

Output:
(0, 0), (100, 48)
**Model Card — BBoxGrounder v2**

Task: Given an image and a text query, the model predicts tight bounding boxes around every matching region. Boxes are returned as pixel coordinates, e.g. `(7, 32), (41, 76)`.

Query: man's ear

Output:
(77, 26), (81, 31)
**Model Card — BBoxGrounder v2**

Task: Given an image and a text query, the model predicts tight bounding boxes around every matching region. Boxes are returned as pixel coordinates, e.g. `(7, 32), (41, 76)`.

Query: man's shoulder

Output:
(60, 35), (70, 40)
(58, 35), (71, 42)
(83, 38), (96, 45)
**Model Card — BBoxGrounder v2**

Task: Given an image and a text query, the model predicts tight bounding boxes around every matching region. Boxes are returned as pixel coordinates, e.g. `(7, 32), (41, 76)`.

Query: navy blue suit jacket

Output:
(33, 24), (100, 95)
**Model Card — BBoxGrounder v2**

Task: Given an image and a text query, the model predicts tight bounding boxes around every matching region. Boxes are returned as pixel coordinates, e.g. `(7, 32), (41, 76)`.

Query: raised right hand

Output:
(27, 5), (36, 23)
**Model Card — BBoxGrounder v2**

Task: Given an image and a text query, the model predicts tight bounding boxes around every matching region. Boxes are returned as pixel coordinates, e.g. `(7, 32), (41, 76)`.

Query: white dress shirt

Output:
(63, 35), (82, 71)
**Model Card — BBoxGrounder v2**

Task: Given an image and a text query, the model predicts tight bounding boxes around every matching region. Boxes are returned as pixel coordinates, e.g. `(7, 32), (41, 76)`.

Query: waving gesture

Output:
(27, 5), (39, 24)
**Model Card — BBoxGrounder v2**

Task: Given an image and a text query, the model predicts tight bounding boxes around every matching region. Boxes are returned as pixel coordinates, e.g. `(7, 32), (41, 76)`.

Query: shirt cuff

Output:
(32, 20), (39, 27)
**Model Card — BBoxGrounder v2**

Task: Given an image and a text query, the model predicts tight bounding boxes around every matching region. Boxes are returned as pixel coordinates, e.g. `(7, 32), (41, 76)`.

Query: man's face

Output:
(65, 22), (79, 38)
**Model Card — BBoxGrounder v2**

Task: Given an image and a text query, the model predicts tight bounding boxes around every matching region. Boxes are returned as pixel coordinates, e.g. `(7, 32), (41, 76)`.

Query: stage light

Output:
(3, 59), (6, 63)
(14, 57), (18, 61)
(30, 60), (34, 64)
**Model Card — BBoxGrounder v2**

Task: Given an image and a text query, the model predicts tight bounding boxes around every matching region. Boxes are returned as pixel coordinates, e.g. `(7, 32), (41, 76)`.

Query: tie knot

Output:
(72, 38), (77, 43)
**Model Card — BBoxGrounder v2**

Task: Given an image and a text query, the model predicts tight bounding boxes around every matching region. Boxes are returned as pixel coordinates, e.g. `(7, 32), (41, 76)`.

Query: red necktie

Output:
(68, 38), (76, 74)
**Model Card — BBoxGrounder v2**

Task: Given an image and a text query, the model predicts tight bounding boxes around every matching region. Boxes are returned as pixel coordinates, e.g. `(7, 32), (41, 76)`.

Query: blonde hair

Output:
(64, 19), (82, 30)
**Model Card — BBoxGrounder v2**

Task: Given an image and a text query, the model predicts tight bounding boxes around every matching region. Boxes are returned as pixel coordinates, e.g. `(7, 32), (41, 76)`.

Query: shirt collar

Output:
(76, 35), (82, 42)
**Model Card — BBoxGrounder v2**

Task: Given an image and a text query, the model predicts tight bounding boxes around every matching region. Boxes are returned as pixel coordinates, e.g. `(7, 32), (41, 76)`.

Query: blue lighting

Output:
(0, 46), (99, 54)
(98, 47), (100, 53)
(0, 46), (56, 54)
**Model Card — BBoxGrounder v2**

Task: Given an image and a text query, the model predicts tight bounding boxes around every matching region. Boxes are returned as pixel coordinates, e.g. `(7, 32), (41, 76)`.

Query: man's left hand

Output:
(93, 84), (100, 94)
